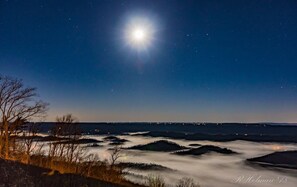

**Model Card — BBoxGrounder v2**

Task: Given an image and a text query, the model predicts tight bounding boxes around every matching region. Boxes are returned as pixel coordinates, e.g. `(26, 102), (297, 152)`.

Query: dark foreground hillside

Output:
(0, 159), (124, 187)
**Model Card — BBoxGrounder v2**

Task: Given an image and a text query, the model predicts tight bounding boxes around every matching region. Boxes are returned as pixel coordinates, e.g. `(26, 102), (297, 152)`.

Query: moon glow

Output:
(133, 28), (146, 41)
(124, 17), (155, 50)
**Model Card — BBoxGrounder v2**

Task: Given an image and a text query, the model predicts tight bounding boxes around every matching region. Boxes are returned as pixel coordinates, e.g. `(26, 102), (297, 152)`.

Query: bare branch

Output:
(0, 75), (49, 158)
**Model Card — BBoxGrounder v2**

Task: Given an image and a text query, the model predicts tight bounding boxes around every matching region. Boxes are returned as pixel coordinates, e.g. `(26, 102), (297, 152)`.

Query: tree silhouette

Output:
(0, 75), (48, 159)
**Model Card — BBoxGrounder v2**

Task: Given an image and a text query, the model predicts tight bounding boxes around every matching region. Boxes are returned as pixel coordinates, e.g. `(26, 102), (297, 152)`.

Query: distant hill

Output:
(118, 162), (173, 171)
(247, 150), (297, 170)
(85, 143), (102, 148)
(56, 138), (103, 144)
(37, 122), (297, 137)
(103, 136), (129, 145)
(15, 135), (103, 144)
(138, 131), (297, 143)
(14, 135), (70, 142)
(174, 145), (237, 156)
(127, 140), (187, 152)
(188, 143), (201, 147)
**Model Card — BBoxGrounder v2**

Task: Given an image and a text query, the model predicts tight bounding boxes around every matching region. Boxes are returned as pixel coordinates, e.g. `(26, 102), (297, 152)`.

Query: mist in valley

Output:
(80, 134), (297, 187)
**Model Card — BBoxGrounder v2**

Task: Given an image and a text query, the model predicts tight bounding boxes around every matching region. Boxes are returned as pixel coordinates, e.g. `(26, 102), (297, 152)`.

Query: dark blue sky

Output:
(1, 0), (297, 122)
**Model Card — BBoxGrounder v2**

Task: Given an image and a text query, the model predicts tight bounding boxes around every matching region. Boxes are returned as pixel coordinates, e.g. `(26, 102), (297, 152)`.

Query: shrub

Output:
(176, 177), (200, 187)
(146, 174), (166, 187)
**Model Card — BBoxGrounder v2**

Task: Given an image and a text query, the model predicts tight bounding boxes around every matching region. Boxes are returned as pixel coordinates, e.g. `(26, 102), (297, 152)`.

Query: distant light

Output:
(271, 145), (282, 151)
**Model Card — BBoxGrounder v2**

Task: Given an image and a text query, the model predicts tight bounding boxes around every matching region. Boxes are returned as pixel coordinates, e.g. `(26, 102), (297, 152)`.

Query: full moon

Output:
(124, 17), (155, 50)
(128, 25), (151, 48)
(133, 28), (146, 41)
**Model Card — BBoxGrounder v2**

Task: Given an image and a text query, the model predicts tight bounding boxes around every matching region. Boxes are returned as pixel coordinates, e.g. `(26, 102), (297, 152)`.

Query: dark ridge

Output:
(127, 140), (187, 152)
(103, 136), (121, 141)
(118, 162), (173, 171)
(138, 131), (297, 143)
(85, 143), (102, 148)
(13, 135), (70, 142)
(109, 142), (125, 146)
(55, 138), (103, 144)
(188, 143), (201, 147)
(103, 136), (129, 145)
(174, 145), (237, 156)
(36, 122), (297, 137)
(247, 150), (297, 170)
(14, 135), (103, 145)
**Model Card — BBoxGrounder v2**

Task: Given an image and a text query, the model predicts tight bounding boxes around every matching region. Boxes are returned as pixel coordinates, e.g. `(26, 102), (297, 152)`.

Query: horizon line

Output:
(37, 121), (297, 125)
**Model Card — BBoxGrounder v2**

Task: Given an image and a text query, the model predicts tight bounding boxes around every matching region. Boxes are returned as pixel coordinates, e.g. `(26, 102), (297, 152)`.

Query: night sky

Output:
(1, 0), (297, 122)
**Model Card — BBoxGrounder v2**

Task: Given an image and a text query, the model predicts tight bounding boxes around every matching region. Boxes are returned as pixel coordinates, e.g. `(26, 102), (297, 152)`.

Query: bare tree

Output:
(82, 153), (100, 177)
(176, 177), (200, 187)
(0, 75), (48, 159)
(109, 146), (123, 167)
(48, 114), (82, 163)
(146, 174), (166, 187)
(21, 123), (40, 163)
